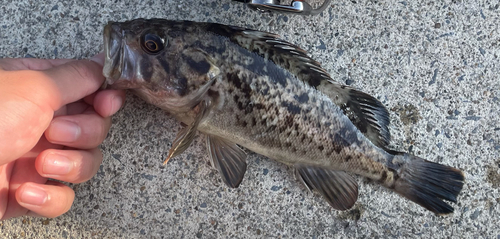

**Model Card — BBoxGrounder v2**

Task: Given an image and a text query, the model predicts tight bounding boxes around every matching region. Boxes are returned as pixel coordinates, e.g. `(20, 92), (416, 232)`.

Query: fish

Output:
(102, 18), (465, 214)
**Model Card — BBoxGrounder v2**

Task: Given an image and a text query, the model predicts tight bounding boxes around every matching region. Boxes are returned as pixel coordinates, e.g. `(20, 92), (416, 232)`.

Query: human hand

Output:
(0, 54), (125, 219)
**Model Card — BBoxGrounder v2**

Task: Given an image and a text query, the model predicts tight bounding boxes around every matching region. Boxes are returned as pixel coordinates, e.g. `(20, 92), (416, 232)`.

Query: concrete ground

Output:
(1, 0), (499, 238)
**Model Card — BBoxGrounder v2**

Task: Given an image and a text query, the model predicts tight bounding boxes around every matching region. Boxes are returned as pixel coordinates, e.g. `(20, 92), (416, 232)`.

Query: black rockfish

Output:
(102, 18), (464, 214)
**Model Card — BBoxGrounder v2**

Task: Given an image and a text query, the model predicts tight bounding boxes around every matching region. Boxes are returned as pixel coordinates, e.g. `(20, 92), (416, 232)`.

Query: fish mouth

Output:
(102, 21), (144, 89)
(102, 22), (123, 86)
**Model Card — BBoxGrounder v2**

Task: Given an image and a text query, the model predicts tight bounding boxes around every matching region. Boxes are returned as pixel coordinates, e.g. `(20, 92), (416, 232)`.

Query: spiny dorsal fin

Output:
(205, 24), (330, 85)
(206, 24), (391, 148)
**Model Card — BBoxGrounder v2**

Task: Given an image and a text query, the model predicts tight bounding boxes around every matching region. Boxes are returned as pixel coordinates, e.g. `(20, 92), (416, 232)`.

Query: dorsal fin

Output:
(206, 24), (391, 148)
(322, 85), (391, 148)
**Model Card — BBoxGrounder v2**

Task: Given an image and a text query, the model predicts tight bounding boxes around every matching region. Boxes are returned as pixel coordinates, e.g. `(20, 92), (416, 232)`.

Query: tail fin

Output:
(392, 154), (464, 215)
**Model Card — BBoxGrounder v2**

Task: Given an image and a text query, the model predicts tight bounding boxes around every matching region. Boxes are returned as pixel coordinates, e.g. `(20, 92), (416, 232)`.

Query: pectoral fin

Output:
(163, 101), (208, 165)
(206, 135), (247, 188)
(296, 166), (358, 210)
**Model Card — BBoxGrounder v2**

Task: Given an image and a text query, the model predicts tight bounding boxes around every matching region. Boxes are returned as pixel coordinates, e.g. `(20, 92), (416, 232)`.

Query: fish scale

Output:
(103, 18), (464, 214)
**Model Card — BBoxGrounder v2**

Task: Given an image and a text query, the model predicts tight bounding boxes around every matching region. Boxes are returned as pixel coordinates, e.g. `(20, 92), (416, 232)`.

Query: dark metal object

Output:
(234, 0), (331, 15)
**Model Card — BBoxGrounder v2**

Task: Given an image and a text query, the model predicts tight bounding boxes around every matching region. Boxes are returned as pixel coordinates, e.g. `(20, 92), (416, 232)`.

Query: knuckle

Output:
(74, 149), (101, 183)
(99, 118), (112, 141)
(63, 190), (75, 215)
(78, 115), (109, 148)
(88, 120), (107, 148)
(92, 117), (110, 146)
(71, 152), (87, 183)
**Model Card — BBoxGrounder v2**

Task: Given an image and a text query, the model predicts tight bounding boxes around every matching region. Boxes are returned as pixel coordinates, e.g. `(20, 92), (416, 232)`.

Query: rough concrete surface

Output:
(1, 0), (499, 238)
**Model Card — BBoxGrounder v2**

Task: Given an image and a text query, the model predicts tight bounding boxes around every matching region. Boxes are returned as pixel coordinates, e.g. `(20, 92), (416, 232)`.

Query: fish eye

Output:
(141, 33), (165, 54)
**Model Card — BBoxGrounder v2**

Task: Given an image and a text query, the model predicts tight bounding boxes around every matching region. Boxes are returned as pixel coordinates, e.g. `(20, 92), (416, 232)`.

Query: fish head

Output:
(103, 19), (217, 112)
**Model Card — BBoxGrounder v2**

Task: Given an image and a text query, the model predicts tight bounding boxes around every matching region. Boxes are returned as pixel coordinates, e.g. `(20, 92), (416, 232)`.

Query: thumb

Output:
(42, 54), (105, 111)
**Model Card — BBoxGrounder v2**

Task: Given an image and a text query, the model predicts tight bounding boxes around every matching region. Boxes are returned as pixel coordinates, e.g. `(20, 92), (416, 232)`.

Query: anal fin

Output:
(206, 135), (247, 188)
(296, 166), (358, 210)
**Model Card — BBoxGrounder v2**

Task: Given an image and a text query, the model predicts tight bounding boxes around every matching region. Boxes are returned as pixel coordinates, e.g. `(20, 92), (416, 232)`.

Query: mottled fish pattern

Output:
(103, 19), (464, 214)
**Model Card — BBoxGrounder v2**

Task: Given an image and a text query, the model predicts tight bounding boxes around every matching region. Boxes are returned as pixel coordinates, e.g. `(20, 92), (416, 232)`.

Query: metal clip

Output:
(241, 0), (331, 15)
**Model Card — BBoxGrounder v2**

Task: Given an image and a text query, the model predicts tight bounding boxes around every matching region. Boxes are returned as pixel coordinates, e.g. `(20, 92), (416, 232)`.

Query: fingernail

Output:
(90, 52), (104, 66)
(43, 153), (73, 175)
(48, 119), (81, 143)
(20, 185), (48, 206)
(111, 95), (123, 115)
